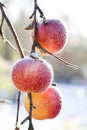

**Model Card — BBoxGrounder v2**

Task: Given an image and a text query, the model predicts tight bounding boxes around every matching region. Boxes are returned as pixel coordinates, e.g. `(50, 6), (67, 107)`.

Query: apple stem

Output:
(37, 5), (46, 19)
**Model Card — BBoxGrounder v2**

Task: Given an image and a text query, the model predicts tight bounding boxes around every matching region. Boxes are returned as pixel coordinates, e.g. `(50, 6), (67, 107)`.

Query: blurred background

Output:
(0, 0), (87, 130)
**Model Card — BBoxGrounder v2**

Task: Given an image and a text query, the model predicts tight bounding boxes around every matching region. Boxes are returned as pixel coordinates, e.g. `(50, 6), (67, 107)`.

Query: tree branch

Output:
(0, 2), (24, 58)
(0, 2), (25, 130)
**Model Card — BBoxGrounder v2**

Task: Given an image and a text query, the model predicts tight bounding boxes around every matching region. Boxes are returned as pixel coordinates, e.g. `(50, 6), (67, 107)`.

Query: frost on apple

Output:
(32, 19), (68, 54)
(11, 53), (54, 93)
(24, 85), (63, 120)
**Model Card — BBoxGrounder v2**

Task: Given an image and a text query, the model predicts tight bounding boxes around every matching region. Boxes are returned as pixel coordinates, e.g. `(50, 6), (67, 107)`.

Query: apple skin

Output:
(11, 56), (54, 93)
(36, 19), (67, 54)
(24, 86), (63, 120)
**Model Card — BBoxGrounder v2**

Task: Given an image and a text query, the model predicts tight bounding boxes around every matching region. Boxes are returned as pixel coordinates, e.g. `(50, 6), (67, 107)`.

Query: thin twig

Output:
(0, 5), (17, 51)
(28, 93), (34, 130)
(20, 116), (29, 125)
(20, 93), (34, 130)
(29, 12), (34, 19)
(0, 15), (4, 28)
(4, 39), (17, 51)
(37, 5), (46, 19)
(48, 52), (79, 69)
(15, 92), (21, 128)
(0, 25), (17, 51)
(0, 2), (25, 58)
(2, 34), (17, 51)
(34, 38), (79, 69)
(31, 0), (37, 53)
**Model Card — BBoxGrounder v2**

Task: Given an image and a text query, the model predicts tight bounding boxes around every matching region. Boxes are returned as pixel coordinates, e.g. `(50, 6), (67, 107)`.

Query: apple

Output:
(24, 85), (63, 120)
(11, 53), (54, 93)
(35, 19), (67, 54)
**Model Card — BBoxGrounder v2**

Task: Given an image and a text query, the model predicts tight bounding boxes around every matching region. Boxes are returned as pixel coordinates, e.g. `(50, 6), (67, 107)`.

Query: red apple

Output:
(11, 53), (54, 92)
(35, 19), (67, 54)
(24, 85), (63, 120)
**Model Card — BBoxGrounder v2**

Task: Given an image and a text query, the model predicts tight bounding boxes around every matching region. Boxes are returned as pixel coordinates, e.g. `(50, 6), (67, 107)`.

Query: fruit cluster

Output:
(11, 53), (63, 120)
(11, 18), (67, 120)
(0, 1), (78, 130)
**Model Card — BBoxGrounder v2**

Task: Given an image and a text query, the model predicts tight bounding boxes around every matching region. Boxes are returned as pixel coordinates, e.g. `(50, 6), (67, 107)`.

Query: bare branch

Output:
(50, 53), (79, 69)
(15, 92), (21, 129)
(3, 38), (17, 51)
(0, 2), (25, 58)
(37, 6), (46, 19)
(0, 28), (17, 51)
(42, 48), (79, 69)
(0, 2), (25, 130)
(28, 92), (34, 130)
(0, 15), (4, 28)
(20, 93), (34, 130)
(33, 38), (79, 69)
